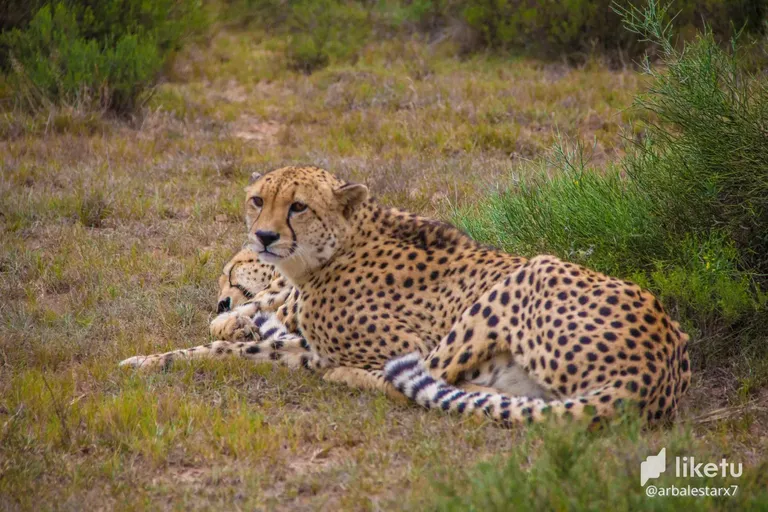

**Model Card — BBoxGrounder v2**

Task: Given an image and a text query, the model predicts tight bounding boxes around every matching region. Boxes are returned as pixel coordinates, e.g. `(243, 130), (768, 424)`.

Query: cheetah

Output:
(211, 247), (301, 340)
(215, 247), (279, 313)
(124, 165), (690, 426)
(121, 247), (321, 372)
(123, 245), (551, 402)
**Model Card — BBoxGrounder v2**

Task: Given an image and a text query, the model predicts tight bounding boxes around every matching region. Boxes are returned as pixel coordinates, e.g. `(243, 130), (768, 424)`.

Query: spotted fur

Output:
(383, 254), (692, 425)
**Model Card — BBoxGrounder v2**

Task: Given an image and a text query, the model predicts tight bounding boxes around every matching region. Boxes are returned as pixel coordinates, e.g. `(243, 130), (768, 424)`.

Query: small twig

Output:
(692, 400), (767, 424)
(0, 404), (25, 447)
(40, 373), (72, 446)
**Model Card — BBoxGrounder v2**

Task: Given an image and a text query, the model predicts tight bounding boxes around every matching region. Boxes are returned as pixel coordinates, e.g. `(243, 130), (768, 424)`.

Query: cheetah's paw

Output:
(209, 310), (259, 341)
(119, 354), (166, 370)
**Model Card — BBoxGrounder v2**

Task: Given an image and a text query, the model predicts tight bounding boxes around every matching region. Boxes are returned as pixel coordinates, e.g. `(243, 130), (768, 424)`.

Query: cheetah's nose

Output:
(255, 230), (280, 248)
(217, 297), (231, 313)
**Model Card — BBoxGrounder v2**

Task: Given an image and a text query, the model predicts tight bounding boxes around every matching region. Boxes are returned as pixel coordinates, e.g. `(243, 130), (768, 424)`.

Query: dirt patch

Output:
(232, 117), (283, 145)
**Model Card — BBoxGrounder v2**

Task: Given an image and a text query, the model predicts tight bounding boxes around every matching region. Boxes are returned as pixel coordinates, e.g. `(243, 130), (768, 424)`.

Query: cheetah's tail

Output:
(383, 353), (614, 426)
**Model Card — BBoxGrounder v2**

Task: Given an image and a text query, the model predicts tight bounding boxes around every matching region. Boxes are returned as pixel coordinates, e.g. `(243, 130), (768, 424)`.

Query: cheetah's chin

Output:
(244, 244), (285, 263)
(258, 251), (284, 263)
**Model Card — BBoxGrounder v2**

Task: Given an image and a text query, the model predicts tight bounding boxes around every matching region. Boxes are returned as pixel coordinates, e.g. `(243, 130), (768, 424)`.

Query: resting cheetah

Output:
(121, 247), (320, 372)
(211, 247), (301, 339)
(123, 245), (550, 402)
(124, 165), (691, 426)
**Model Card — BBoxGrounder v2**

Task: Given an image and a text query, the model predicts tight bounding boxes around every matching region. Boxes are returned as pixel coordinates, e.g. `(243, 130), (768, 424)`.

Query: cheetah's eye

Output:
(289, 202), (308, 214)
(251, 196), (264, 208)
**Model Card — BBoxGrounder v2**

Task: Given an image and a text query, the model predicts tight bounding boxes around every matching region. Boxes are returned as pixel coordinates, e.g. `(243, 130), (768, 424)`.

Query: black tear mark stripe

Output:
(247, 207), (261, 233)
(286, 203), (322, 256)
(233, 284), (254, 299)
(286, 210), (298, 248)
(228, 263), (254, 298)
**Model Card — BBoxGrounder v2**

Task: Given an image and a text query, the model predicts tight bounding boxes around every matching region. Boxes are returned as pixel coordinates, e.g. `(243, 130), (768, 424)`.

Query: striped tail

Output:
(383, 353), (612, 426)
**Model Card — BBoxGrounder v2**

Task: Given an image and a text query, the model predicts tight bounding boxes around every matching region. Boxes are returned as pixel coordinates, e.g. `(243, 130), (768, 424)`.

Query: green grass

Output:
(432, 418), (768, 511)
(1, 16), (767, 511)
(451, 142), (661, 276)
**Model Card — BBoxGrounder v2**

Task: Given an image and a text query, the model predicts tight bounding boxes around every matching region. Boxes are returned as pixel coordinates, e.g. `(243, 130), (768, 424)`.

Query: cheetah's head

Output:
(244, 166), (368, 282)
(216, 248), (276, 313)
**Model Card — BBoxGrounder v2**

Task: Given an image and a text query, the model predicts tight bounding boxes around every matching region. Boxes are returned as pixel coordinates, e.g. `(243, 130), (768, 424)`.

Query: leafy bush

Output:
(225, 0), (767, 66)
(285, 0), (371, 73)
(651, 233), (761, 325)
(224, 0), (372, 73)
(0, 0), (47, 33)
(619, 1), (768, 275)
(461, 0), (635, 55)
(371, 0), (456, 34)
(452, 143), (663, 277)
(0, 0), (206, 113)
(453, 1), (768, 368)
(457, 0), (767, 58)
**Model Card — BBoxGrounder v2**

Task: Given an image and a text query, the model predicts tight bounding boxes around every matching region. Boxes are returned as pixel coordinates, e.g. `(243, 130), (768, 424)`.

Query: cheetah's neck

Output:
(348, 201), (483, 252)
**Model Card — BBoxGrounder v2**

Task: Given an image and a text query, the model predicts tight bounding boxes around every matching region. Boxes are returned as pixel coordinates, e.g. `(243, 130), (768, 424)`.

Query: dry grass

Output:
(1, 30), (765, 510)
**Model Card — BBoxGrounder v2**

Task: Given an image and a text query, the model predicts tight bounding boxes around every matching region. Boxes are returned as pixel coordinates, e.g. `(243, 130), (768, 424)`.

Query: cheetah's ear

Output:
(334, 183), (368, 218)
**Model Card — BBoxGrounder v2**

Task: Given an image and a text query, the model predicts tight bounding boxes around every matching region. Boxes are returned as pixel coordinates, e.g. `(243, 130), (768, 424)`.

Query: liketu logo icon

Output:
(641, 448), (667, 486)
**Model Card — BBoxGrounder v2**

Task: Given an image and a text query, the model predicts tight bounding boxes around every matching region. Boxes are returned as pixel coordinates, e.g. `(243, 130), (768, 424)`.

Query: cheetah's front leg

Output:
(120, 336), (325, 371)
(210, 284), (296, 340)
(120, 339), (260, 371)
(122, 314), (327, 371)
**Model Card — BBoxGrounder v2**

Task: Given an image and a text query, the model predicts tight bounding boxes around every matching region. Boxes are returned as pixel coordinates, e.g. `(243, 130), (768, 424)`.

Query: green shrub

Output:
(0, 0), (206, 113)
(452, 143), (664, 277)
(288, 34), (330, 73)
(371, 0), (456, 34)
(224, 1), (767, 65)
(459, 0), (767, 58)
(619, 1), (768, 275)
(218, 0), (287, 29)
(285, 0), (371, 73)
(224, 0), (372, 73)
(628, 232), (767, 364)
(453, 1), (768, 368)
(0, 1), (47, 33)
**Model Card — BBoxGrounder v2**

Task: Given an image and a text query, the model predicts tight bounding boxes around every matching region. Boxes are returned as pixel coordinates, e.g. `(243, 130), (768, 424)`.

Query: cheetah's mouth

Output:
(258, 249), (284, 262)
(246, 240), (297, 263)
